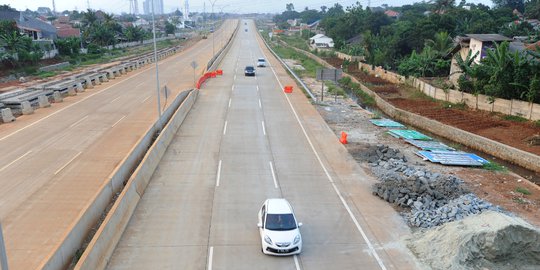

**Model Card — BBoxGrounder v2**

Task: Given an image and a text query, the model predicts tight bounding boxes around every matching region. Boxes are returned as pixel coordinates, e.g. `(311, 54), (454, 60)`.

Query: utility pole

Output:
(52, 0), (56, 14)
(0, 222), (8, 270)
(209, 0), (218, 56)
(151, 0), (162, 117)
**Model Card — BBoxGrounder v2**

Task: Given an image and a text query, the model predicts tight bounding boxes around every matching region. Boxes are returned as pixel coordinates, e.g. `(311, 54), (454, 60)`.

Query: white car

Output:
(257, 198), (302, 256)
(257, 58), (266, 67)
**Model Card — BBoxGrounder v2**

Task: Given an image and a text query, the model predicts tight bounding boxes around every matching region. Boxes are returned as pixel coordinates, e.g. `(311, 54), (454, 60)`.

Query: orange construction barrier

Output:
(339, 132), (348, 144)
(210, 72), (216, 78)
(216, 69), (223, 75)
(284, 85), (293, 93)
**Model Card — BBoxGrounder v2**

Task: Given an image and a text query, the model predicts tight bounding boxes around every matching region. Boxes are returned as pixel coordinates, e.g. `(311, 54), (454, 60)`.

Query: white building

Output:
(309, 34), (334, 48)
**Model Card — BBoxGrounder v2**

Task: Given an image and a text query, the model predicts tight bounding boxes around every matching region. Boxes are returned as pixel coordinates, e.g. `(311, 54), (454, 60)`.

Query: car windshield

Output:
(265, 214), (297, 231)
(246, 66), (254, 71)
(258, 59), (265, 62)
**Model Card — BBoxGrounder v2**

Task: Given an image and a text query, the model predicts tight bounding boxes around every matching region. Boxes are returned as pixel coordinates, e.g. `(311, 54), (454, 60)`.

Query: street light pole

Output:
(210, 0), (217, 56)
(151, 0), (162, 117)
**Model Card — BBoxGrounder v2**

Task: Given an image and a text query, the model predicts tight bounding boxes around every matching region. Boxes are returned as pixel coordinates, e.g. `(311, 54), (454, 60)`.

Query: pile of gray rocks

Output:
(368, 144), (500, 228)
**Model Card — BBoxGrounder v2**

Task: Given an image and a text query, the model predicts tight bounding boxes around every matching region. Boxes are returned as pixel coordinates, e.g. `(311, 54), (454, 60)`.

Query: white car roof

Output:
(266, 198), (293, 214)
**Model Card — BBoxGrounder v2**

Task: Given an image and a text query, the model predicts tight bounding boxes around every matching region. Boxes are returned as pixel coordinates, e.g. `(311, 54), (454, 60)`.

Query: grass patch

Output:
(512, 197), (528, 204)
(410, 90), (436, 101)
(503, 114), (528, 122)
(482, 161), (507, 172)
(35, 70), (57, 78)
(535, 120), (540, 127)
(279, 35), (310, 51)
(270, 43), (322, 77)
(326, 80), (346, 97)
(441, 101), (467, 110)
(515, 187), (532, 195)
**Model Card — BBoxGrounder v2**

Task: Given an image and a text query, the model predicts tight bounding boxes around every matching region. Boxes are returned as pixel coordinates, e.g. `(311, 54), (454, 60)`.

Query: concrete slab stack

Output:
(38, 95), (50, 108)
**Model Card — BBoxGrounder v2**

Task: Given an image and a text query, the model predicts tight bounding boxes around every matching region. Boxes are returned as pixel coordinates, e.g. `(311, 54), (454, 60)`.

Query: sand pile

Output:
(408, 211), (540, 270)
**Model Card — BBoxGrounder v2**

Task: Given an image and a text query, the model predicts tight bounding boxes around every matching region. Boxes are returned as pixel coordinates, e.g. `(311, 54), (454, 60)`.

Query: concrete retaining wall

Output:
(72, 89), (198, 270)
(356, 63), (540, 120)
(39, 62), (70, 72)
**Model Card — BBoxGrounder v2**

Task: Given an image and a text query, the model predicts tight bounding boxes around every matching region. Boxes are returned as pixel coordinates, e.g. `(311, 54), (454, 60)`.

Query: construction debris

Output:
(408, 211), (540, 270)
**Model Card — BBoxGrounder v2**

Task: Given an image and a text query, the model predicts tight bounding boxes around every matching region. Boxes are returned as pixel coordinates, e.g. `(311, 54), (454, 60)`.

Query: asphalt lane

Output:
(0, 20), (236, 269)
(108, 20), (420, 270)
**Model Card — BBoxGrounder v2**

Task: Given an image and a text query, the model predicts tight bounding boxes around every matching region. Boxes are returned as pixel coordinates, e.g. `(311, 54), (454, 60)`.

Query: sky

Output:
(1, 0), (494, 15)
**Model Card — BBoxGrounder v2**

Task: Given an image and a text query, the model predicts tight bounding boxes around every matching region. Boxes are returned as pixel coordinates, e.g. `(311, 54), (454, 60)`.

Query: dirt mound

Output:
(408, 211), (540, 269)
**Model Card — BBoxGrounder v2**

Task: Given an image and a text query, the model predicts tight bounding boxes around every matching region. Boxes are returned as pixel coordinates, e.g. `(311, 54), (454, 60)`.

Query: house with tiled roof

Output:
(384, 10), (400, 19)
(0, 10), (57, 40)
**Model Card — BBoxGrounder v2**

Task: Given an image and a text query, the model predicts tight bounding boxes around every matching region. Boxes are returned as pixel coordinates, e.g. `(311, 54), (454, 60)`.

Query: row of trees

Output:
(455, 42), (540, 103)
(273, 1), (540, 103)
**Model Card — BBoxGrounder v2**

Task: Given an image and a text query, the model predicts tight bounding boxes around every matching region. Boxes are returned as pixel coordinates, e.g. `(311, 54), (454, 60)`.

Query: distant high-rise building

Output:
(129, 0), (139, 14)
(184, 0), (189, 20)
(143, 0), (163, 15)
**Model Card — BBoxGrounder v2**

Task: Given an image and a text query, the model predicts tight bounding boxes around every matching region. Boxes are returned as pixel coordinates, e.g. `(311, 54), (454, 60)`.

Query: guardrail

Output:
(257, 32), (317, 101)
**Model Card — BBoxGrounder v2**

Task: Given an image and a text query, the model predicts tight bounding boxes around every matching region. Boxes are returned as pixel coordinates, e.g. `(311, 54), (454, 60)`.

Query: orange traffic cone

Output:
(339, 132), (348, 144)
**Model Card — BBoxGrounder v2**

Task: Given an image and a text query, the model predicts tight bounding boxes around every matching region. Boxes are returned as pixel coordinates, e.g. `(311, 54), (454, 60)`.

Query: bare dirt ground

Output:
(325, 57), (540, 156)
(293, 58), (540, 228)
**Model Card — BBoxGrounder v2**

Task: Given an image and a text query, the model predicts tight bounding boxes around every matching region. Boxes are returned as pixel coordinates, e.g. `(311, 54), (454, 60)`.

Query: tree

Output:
(491, 0), (525, 13)
(0, 4), (15, 11)
(165, 21), (176, 35)
(425, 31), (453, 57)
(55, 37), (81, 56)
(286, 3), (295, 11)
(525, 0), (540, 19)
(81, 9), (98, 28)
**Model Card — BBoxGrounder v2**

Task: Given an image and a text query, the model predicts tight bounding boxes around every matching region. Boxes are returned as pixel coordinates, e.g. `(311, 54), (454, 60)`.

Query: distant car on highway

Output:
(244, 66), (255, 76)
(257, 198), (302, 256)
(257, 58), (266, 67)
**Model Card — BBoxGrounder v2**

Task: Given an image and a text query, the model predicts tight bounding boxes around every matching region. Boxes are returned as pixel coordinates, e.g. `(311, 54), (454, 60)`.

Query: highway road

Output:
(0, 20), (237, 269)
(107, 20), (420, 270)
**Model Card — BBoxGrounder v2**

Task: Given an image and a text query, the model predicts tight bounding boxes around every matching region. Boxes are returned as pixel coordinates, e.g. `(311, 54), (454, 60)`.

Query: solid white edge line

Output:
(262, 121), (266, 136)
(207, 246), (214, 270)
(69, 115), (89, 128)
(140, 95), (151, 103)
(216, 160), (222, 187)
(265, 53), (388, 270)
(269, 161), (278, 189)
(0, 150), (32, 172)
(54, 151), (82, 175)
(294, 255), (301, 270)
(223, 121), (228, 135)
(111, 115), (126, 128)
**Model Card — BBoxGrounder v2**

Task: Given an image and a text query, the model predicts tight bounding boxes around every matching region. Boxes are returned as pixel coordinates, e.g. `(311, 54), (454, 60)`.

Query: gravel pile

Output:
(368, 144), (500, 228)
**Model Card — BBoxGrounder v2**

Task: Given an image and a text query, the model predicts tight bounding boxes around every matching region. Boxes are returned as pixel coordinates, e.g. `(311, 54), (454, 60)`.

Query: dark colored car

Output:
(244, 66), (255, 76)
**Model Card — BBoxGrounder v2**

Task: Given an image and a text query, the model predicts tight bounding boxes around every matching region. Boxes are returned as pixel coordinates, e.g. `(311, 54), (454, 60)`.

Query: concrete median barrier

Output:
(71, 89), (198, 270)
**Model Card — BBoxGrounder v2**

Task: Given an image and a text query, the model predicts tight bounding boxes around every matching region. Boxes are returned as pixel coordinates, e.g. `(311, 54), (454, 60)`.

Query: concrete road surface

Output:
(107, 20), (421, 270)
(0, 20), (237, 269)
